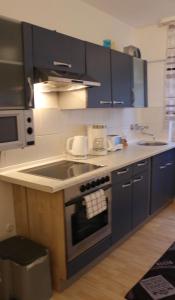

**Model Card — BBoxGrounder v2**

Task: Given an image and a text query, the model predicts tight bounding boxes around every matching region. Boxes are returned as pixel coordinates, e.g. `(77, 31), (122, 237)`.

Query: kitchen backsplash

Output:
(0, 93), (165, 168)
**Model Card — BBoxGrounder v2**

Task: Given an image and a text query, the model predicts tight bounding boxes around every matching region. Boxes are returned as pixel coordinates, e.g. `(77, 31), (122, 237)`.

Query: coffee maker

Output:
(87, 124), (107, 156)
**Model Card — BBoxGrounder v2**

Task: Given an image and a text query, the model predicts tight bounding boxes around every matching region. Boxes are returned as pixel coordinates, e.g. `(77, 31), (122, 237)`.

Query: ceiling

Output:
(81, 0), (175, 27)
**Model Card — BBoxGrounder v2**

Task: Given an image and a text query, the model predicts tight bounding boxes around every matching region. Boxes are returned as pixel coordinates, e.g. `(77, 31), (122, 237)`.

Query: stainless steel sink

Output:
(138, 141), (168, 146)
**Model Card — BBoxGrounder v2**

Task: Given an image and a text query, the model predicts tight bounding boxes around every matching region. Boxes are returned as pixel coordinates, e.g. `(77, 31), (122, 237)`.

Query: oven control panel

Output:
(79, 175), (110, 193)
(64, 173), (111, 203)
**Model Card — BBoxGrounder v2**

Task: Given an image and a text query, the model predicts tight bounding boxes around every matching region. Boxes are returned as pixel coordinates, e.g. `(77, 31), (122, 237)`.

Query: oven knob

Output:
(80, 185), (86, 193)
(86, 183), (91, 190)
(96, 179), (101, 186)
(91, 181), (96, 188)
(105, 176), (110, 182)
(100, 177), (105, 184)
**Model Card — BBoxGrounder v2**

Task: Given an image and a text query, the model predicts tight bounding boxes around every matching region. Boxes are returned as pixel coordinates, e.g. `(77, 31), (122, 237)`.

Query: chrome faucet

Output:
(141, 129), (156, 141)
(130, 123), (156, 140)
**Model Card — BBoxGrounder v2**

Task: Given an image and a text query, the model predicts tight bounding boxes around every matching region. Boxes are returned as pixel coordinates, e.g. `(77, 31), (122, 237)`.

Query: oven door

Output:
(0, 110), (25, 150)
(65, 186), (111, 261)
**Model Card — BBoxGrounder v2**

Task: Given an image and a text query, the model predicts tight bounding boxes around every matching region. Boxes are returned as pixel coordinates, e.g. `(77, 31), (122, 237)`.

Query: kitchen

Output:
(0, 0), (175, 299)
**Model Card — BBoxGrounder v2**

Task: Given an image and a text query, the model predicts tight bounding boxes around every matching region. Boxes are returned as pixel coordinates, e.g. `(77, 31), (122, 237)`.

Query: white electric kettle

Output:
(66, 136), (88, 158)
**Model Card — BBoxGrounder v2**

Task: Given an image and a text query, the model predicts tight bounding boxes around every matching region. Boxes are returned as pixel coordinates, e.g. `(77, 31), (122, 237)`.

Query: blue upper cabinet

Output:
(32, 25), (85, 74)
(111, 50), (133, 108)
(86, 42), (112, 108)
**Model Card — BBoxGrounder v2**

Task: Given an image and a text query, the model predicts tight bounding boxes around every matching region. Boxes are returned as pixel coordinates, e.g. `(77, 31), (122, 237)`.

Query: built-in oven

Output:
(64, 173), (112, 261)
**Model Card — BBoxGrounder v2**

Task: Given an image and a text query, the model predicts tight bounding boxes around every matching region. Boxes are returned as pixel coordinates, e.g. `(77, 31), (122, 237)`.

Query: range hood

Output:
(34, 68), (101, 92)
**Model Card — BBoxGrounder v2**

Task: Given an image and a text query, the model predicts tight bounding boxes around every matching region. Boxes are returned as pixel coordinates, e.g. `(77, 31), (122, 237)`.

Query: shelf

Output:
(0, 59), (23, 66)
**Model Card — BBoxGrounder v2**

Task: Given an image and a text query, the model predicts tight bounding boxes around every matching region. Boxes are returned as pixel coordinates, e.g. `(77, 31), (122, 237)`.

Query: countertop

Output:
(0, 141), (175, 193)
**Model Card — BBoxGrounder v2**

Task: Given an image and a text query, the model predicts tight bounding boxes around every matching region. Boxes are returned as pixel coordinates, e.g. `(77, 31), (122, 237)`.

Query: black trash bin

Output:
(0, 236), (52, 300)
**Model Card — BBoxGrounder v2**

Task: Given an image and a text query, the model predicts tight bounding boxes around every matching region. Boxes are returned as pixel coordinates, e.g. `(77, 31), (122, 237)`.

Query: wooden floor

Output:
(53, 202), (175, 300)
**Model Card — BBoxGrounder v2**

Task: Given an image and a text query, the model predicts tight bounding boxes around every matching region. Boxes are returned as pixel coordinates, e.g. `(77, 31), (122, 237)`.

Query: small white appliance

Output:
(107, 135), (123, 152)
(87, 124), (107, 156)
(0, 110), (35, 151)
(66, 136), (88, 158)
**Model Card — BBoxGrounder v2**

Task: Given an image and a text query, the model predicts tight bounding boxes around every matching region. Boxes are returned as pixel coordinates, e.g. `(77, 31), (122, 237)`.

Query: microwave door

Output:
(0, 111), (25, 150)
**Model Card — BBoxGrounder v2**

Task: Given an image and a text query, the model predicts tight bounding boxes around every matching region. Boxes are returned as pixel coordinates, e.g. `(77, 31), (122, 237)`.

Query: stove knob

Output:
(91, 181), (96, 188)
(100, 177), (106, 184)
(105, 176), (110, 182)
(80, 185), (86, 193)
(96, 179), (101, 186)
(86, 183), (91, 190)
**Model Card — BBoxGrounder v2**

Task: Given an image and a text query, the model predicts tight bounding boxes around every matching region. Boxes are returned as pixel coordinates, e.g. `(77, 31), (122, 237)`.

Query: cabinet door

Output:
(151, 152), (170, 214)
(112, 178), (132, 244)
(132, 171), (150, 228)
(0, 18), (25, 109)
(32, 25), (85, 74)
(132, 58), (148, 107)
(86, 42), (112, 108)
(111, 50), (132, 107)
(165, 149), (175, 199)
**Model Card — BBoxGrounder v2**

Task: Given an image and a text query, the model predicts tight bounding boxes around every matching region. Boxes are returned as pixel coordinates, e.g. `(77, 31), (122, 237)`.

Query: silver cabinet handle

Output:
(53, 61), (72, 68)
(117, 168), (129, 175)
(27, 77), (34, 107)
(137, 161), (147, 167)
(99, 100), (112, 104)
(166, 162), (173, 166)
(122, 181), (132, 188)
(133, 176), (143, 184)
(160, 165), (166, 169)
(114, 101), (124, 105)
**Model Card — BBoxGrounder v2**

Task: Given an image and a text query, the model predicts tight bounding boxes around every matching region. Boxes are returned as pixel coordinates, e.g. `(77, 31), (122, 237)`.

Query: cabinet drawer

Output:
(133, 158), (150, 175)
(112, 165), (132, 183)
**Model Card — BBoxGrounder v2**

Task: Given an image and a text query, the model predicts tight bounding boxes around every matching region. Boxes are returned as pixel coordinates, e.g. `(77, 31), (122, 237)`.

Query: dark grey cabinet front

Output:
(32, 25), (85, 74)
(86, 42), (112, 108)
(111, 50), (133, 107)
(132, 171), (149, 228)
(0, 18), (26, 109)
(151, 149), (175, 214)
(112, 177), (132, 244)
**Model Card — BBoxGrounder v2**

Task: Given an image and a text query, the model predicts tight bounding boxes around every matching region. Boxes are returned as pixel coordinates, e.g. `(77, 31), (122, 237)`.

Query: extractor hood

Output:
(34, 68), (101, 92)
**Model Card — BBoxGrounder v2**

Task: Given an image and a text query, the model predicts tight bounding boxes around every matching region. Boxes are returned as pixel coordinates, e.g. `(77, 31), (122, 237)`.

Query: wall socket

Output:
(6, 224), (14, 233)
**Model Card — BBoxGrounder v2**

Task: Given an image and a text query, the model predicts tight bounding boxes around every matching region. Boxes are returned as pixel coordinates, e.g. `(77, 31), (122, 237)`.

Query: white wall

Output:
(0, 0), (139, 239)
(133, 24), (168, 142)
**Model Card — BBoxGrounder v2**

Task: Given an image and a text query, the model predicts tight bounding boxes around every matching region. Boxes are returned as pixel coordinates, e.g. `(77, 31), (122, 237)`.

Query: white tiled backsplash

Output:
(0, 100), (166, 169)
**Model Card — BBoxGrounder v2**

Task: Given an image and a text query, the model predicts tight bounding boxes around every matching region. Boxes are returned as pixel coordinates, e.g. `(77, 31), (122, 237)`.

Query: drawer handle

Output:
(122, 181), (132, 188)
(137, 161), (147, 167)
(160, 165), (166, 169)
(166, 162), (173, 166)
(99, 100), (112, 104)
(114, 101), (124, 105)
(133, 176), (143, 184)
(53, 61), (72, 68)
(117, 168), (129, 175)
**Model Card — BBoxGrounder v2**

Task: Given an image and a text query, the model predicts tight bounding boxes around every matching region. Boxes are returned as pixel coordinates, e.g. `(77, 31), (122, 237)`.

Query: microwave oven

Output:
(0, 110), (35, 151)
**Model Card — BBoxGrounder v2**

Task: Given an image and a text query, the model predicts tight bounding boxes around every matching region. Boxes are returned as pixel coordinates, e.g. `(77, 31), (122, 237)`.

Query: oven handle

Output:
(65, 184), (112, 207)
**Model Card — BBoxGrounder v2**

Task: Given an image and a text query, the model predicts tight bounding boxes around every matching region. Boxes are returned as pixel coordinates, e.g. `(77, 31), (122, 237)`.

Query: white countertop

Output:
(0, 141), (175, 193)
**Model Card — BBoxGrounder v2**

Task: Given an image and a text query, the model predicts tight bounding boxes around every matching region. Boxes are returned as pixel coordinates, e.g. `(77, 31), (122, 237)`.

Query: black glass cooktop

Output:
(20, 160), (102, 180)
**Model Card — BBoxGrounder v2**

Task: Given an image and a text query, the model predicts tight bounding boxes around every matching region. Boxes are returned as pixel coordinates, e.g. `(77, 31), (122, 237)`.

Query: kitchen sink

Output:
(138, 141), (168, 146)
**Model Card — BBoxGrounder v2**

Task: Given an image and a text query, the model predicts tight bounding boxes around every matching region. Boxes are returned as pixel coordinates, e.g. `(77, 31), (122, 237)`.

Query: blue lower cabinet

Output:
(112, 177), (132, 244)
(132, 171), (150, 228)
(67, 236), (111, 278)
(150, 149), (175, 214)
(112, 161), (150, 244)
